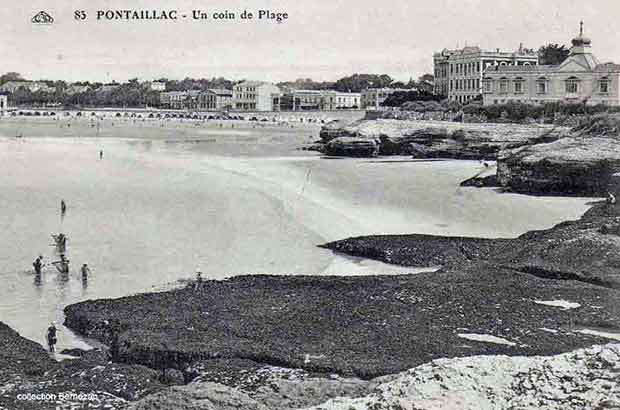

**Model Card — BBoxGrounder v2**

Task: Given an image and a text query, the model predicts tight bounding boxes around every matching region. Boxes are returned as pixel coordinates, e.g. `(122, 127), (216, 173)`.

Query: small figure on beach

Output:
(47, 322), (59, 352)
(194, 271), (203, 291)
(100, 150), (104, 160)
(61, 199), (67, 215)
(33, 255), (44, 275)
(81, 263), (91, 280)
(52, 254), (69, 274)
(607, 191), (617, 205)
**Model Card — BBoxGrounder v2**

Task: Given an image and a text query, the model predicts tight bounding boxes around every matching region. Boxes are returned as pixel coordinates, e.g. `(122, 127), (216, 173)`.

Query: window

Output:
(499, 78), (509, 94)
(514, 78), (524, 94)
(483, 79), (492, 93)
(565, 77), (580, 94)
(599, 77), (610, 93)
(536, 78), (548, 94)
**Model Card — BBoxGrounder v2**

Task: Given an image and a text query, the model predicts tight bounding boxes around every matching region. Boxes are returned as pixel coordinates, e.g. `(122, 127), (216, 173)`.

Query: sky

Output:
(1, 0), (619, 83)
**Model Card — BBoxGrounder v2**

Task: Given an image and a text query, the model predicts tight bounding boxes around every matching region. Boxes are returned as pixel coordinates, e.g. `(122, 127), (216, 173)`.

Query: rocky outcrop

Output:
(319, 234), (506, 267)
(497, 135), (620, 195)
(0, 321), (164, 410)
(322, 199), (620, 289)
(306, 344), (620, 410)
(131, 364), (369, 410)
(497, 114), (620, 196)
(64, 260), (620, 385)
(0, 322), (57, 383)
(324, 137), (379, 157)
(317, 119), (563, 159)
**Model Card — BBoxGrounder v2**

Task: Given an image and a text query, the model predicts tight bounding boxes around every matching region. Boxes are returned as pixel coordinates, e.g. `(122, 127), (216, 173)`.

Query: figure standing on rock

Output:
(47, 322), (59, 352)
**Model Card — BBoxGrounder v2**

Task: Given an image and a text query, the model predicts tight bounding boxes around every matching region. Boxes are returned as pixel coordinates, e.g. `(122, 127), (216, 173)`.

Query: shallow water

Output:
(0, 126), (594, 351)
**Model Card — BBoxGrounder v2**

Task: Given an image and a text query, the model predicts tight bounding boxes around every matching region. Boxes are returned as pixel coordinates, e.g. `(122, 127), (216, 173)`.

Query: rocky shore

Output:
(317, 118), (557, 159)
(317, 114), (620, 196)
(60, 187), (620, 407)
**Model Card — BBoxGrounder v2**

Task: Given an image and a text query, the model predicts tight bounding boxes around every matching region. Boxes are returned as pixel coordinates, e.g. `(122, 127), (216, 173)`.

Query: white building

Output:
(482, 23), (620, 106)
(149, 81), (167, 91)
(233, 81), (282, 111)
(434, 45), (538, 103)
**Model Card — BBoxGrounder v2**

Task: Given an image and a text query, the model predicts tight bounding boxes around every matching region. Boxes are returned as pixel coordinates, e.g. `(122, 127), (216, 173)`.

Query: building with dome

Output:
(482, 23), (620, 106)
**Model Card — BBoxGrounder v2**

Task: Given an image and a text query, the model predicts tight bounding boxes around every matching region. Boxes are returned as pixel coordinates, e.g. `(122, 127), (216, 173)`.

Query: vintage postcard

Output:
(1, 1), (619, 409)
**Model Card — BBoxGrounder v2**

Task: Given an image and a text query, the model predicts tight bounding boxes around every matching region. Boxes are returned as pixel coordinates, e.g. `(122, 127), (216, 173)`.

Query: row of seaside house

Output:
(160, 82), (420, 111)
(159, 82), (407, 112)
(0, 78), (418, 112)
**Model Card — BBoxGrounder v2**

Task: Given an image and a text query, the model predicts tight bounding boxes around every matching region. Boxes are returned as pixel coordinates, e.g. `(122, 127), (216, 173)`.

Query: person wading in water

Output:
(52, 254), (70, 274)
(33, 255), (44, 275)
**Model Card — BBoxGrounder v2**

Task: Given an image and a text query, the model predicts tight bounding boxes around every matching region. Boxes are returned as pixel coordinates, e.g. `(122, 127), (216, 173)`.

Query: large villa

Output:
(482, 23), (620, 106)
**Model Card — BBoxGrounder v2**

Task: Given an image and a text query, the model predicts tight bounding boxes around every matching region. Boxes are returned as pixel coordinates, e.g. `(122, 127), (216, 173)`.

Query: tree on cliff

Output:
(538, 44), (570, 65)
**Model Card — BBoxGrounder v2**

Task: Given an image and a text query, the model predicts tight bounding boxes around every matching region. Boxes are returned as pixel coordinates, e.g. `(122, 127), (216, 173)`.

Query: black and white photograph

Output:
(1, 1), (620, 409)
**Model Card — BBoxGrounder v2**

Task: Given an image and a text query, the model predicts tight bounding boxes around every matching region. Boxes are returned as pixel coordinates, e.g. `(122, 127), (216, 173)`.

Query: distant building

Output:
(0, 81), (55, 93)
(321, 91), (361, 110)
(149, 81), (167, 91)
(280, 90), (325, 111)
(361, 88), (410, 110)
(65, 84), (90, 95)
(0, 94), (8, 111)
(197, 88), (233, 111)
(278, 89), (361, 111)
(434, 44), (539, 103)
(483, 23), (620, 106)
(95, 84), (120, 94)
(233, 81), (282, 111)
(160, 90), (201, 109)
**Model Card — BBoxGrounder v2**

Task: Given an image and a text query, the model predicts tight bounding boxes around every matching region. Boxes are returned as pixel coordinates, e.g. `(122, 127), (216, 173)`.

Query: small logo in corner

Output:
(31, 11), (54, 24)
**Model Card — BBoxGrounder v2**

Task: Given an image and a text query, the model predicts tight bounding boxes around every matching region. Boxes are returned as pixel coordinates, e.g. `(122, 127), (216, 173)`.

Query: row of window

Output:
(451, 61), (482, 76)
(236, 102), (257, 109)
(437, 60), (536, 79)
(450, 94), (478, 103)
(483, 77), (611, 95)
(450, 78), (481, 92)
(236, 93), (257, 100)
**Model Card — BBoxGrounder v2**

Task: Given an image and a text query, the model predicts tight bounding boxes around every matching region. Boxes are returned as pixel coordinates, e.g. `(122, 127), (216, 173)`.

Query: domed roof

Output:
(572, 21), (591, 47)
(572, 35), (591, 46)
